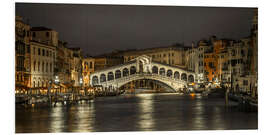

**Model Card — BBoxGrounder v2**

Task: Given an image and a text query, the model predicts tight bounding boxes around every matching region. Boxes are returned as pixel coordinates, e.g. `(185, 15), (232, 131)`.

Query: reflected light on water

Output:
(72, 102), (96, 132)
(137, 94), (154, 131)
(49, 105), (64, 132)
(192, 101), (206, 129)
(212, 107), (226, 130)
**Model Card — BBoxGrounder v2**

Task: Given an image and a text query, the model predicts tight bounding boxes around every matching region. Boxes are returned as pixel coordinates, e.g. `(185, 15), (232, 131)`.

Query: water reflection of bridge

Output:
(90, 55), (196, 92)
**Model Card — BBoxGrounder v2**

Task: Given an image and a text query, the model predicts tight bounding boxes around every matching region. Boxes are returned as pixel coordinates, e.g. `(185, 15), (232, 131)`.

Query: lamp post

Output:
(55, 75), (60, 94)
(48, 80), (52, 104)
(80, 77), (83, 95)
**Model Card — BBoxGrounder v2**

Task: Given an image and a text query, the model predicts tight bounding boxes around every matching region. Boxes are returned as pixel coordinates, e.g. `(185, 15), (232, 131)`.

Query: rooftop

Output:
(31, 26), (53, 31)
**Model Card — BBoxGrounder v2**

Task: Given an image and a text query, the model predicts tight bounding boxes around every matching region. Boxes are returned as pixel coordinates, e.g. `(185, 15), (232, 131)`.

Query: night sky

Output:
(16, 3), (256, 56)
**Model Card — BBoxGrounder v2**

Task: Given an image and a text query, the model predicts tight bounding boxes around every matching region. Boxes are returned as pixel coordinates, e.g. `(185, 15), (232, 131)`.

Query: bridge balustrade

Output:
(98, 72), (188, 85)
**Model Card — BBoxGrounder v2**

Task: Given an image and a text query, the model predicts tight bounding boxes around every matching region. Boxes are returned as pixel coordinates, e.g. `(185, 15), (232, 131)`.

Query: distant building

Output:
(123, 44), (187, 69)
(30, 26), (59, 47)
(69, 48), (83, 87)
(29, 41), (56, 90)
(15, 16), (31, 93)
(197, 40), (211, 82)
(82, 57), (95, 87)
(94, 56), (123, 71)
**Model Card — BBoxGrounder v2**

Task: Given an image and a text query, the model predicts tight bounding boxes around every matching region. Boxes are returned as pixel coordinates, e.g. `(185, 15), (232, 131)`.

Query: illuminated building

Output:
(94, 56), (123, 71)
(123, 44), (187, 69)
(82, 57), (95, 87)
(29, 41), (56, 89)
(69, 48), (83, 87)
(15, 16), (31, 93)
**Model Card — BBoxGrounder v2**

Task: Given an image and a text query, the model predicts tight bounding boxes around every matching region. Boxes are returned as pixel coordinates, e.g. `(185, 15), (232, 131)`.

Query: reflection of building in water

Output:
(71, 104), (96, 132)
(211, 107), (226, 130)
(192, 100), (206, 130)
(49, 107), (64, 132)
(137, 94), (154, 131)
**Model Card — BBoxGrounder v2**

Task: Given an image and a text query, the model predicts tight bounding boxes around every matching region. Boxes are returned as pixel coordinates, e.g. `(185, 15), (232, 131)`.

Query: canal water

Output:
(16, 93), (257, 133)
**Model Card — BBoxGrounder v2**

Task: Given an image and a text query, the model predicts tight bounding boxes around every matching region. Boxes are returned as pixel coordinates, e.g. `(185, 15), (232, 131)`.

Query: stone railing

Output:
(98, 72), (187, 86)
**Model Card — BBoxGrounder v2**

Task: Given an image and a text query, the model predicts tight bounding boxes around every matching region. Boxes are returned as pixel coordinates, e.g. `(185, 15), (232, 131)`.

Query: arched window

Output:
(130, 66), (136, 75)
(152, 66), (158, 74)
(115, 70), (121, 79)
(100, 74), (106, 83)
(108, 72), (114, 81)
(92, 76), (99, 85)
(181, 73), (187, 81)
(167, 69), (173, 77)
(123, 68), (129, 77)
(174, 71), (180, 79)
(159, 68), (165, 76)
(188, 75), (194, 83)
(33, 81), (35, 87)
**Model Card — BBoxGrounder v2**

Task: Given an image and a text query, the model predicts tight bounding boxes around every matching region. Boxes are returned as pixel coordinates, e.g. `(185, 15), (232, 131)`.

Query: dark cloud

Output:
(16, 3), (256, 56)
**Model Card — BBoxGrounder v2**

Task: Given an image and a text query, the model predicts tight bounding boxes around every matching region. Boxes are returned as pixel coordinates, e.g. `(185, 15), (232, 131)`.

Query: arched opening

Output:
(107, 72), (114, 81)
(167, 69), (173, 77)
(92, 76), (99, 85)
(115, 70), (121, 79)
(123, 68), (129, 77)
(119, 79), (176, 92)
(33, 81), (36, 87)
(152, 66), (158, 74)
(100, 74), (106, 83)
(130, 66), (136, 75)
(181, 73), (187, 81)
(159, 68), (165, 76)
(174, 71), (180, 79)
(188, 75), (194, 83)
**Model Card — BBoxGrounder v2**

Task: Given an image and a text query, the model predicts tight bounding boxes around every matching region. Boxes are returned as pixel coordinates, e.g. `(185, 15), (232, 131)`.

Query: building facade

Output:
(69, 48), (83, 87)
(15, 16), (31, 92)
(31, 27), (58, 47)
(29, 41), (56, 88)
(94, 56), (123, 71)
(82, 57), (95, 87)
(123, 44), (187, 68)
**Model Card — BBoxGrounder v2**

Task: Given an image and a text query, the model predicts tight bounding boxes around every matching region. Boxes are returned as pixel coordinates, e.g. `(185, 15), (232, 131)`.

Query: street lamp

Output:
(54, 75), (60, 94)
(55, 75), (59, 85)
(79, 77), (84, 95)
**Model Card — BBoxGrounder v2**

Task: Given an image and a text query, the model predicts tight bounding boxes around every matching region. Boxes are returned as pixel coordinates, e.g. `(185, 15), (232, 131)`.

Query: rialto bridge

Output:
(90, 55), (196, 92)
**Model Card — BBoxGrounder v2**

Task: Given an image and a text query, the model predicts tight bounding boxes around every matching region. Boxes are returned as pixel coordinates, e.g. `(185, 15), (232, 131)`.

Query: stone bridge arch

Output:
(117, 77), (176, 92)
(90, 55), (196, 92)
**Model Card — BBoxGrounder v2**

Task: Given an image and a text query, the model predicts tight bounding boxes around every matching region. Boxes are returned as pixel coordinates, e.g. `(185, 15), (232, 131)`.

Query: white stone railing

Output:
(98, 72), (187, 87)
